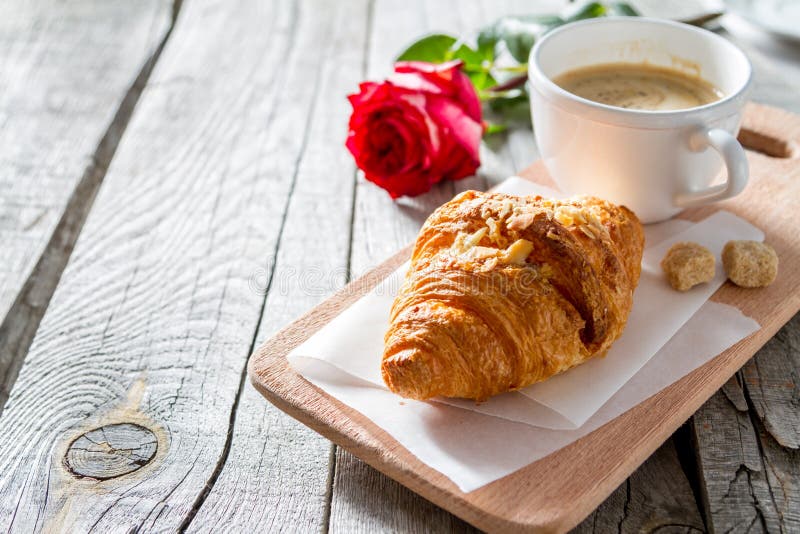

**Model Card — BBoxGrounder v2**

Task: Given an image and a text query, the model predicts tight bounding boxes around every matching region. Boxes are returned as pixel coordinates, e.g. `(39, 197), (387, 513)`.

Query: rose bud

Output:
(346, 60), (483, 198)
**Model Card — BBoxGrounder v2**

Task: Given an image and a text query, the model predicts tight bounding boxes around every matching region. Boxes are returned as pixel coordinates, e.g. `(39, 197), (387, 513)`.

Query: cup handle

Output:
(674, 128), (749, 209)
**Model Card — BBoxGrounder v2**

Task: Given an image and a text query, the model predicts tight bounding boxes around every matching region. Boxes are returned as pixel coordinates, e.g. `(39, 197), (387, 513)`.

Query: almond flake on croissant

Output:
(381, 190), (644, 401)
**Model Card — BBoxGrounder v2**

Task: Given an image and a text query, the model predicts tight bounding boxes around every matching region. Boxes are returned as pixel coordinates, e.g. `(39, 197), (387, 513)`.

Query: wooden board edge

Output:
(247, 101), (800, 532)
(247, 260), (800, 533)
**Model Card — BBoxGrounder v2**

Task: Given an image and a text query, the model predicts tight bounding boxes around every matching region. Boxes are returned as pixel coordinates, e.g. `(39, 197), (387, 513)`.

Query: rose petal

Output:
(347, 95), (436, 183)
(443, 144), (481, 181)
(394, 60), (481, 121)
(394, 59), (463, 75)
(365, 167), (437, 198)
(387, 72), (444, 95)
(425, 96), (482, 162)
(345, 63), (481, 198)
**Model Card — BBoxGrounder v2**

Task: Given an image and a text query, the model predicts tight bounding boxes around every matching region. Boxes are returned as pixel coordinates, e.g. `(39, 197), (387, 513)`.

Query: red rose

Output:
(346, 60), (483, 198)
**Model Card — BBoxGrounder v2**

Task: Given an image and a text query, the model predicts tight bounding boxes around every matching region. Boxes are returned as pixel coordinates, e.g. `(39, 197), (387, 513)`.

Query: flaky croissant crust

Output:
(382, 190), (644, 401)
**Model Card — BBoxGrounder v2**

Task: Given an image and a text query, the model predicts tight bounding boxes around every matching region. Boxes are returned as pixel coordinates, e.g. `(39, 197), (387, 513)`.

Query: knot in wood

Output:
(65, 423), (157, 480)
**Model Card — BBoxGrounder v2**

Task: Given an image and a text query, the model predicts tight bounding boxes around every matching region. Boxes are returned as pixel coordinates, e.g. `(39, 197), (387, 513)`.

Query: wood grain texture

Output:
(183, 0), (370, 530)
(348, 0), (479, 282)
(0, 0), (321, 530)
(250, 102), (800, 533)
(65, 423), (159, 480)
(742, 316), (799, 450)
(3, 0), (799, 530)
(688, 92), (800, 533)
(330, 446), (480, 534)
(329, 4), (700, 530)
(688, 25), (800, 533)
(572, 439), (705, 533)
(0, 0), (173, 398)
(329, 1), (492, 531)
(692, 315), (800, 533)
(331, 1), (701, 531)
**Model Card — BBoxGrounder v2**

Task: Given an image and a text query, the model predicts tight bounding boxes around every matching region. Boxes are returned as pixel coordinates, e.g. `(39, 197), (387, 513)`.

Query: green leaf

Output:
(506, 16), (561, 62)
(607, 2), (639, 16)
(440, 42), (497, 89)
(476, 29), (498, 61)
(488, 88), (532, 123)
(450, 43), (484, 68)
(396, 34), (458, 63)
(503, 29), (538, 63)
(563, 2), (607, 22)
(480, 15), (563, 63)
(393, 1), (641, 131)
(466, 69), (497, 92)
(484, 122), (508, 135)
(527, 14), (564, 25)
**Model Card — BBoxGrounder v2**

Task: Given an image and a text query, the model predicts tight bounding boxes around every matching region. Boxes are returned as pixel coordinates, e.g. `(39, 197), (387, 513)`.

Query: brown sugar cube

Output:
(661, 241), (716, 291)
(722, 240), (778, 288)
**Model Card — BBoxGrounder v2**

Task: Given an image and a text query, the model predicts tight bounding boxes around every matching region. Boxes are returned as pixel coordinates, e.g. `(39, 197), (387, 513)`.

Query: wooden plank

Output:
(331, 0), (487, 531)
(573, 438), (705, 533)
(330, 2), (702, 532)
(742, 315), (799, 450)
(477, 0), (552, 180)
(348, 0), (463, 281)
(330, 447), (480, 533)
(183, 0), (369, 530)
(693, 377), (775, 533)
(0, 0), (173, 405)
(689, 34), (800, 529)
(249, 103), (800, 532)
(330, 2), (701, 532)
(0, 0), (328, 530)
(692, 314), (800, 533)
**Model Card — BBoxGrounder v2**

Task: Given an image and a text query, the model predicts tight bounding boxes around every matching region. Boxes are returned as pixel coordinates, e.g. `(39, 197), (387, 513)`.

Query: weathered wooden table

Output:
(1, 1), (797, 531)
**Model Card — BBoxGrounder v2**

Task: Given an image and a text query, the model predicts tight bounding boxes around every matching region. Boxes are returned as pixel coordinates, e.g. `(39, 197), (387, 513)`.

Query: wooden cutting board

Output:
(248, 102), (800, 533)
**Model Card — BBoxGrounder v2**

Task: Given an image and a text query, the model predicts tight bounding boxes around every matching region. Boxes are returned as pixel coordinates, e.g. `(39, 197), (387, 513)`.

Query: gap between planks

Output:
(175, 0), (328, 525)
(177, 2), (369, 532)
(2, 0), (791, 530)
(322, 1), (376, 532)
(0, 0), (334, 529)
(0, 0), (184, 415)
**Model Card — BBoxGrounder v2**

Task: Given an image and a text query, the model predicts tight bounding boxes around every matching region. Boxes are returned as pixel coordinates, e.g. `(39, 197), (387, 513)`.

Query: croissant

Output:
(381, 190), (644, 401)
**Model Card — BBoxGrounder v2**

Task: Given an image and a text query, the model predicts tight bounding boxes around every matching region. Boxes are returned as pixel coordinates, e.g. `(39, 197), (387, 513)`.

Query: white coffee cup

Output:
(528, 18), (752, 223)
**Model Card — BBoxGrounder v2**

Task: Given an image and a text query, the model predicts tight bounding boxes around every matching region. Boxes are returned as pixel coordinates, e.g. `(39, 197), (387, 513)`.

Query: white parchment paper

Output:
(286, 177), (761, 491)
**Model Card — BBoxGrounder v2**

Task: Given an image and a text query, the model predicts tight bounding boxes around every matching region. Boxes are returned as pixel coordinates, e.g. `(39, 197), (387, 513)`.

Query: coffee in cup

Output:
(553, 63), (723, 111)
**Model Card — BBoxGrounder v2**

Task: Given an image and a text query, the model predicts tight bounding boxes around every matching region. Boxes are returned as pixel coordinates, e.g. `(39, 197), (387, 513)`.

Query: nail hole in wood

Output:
(65, 423), (157, 480)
